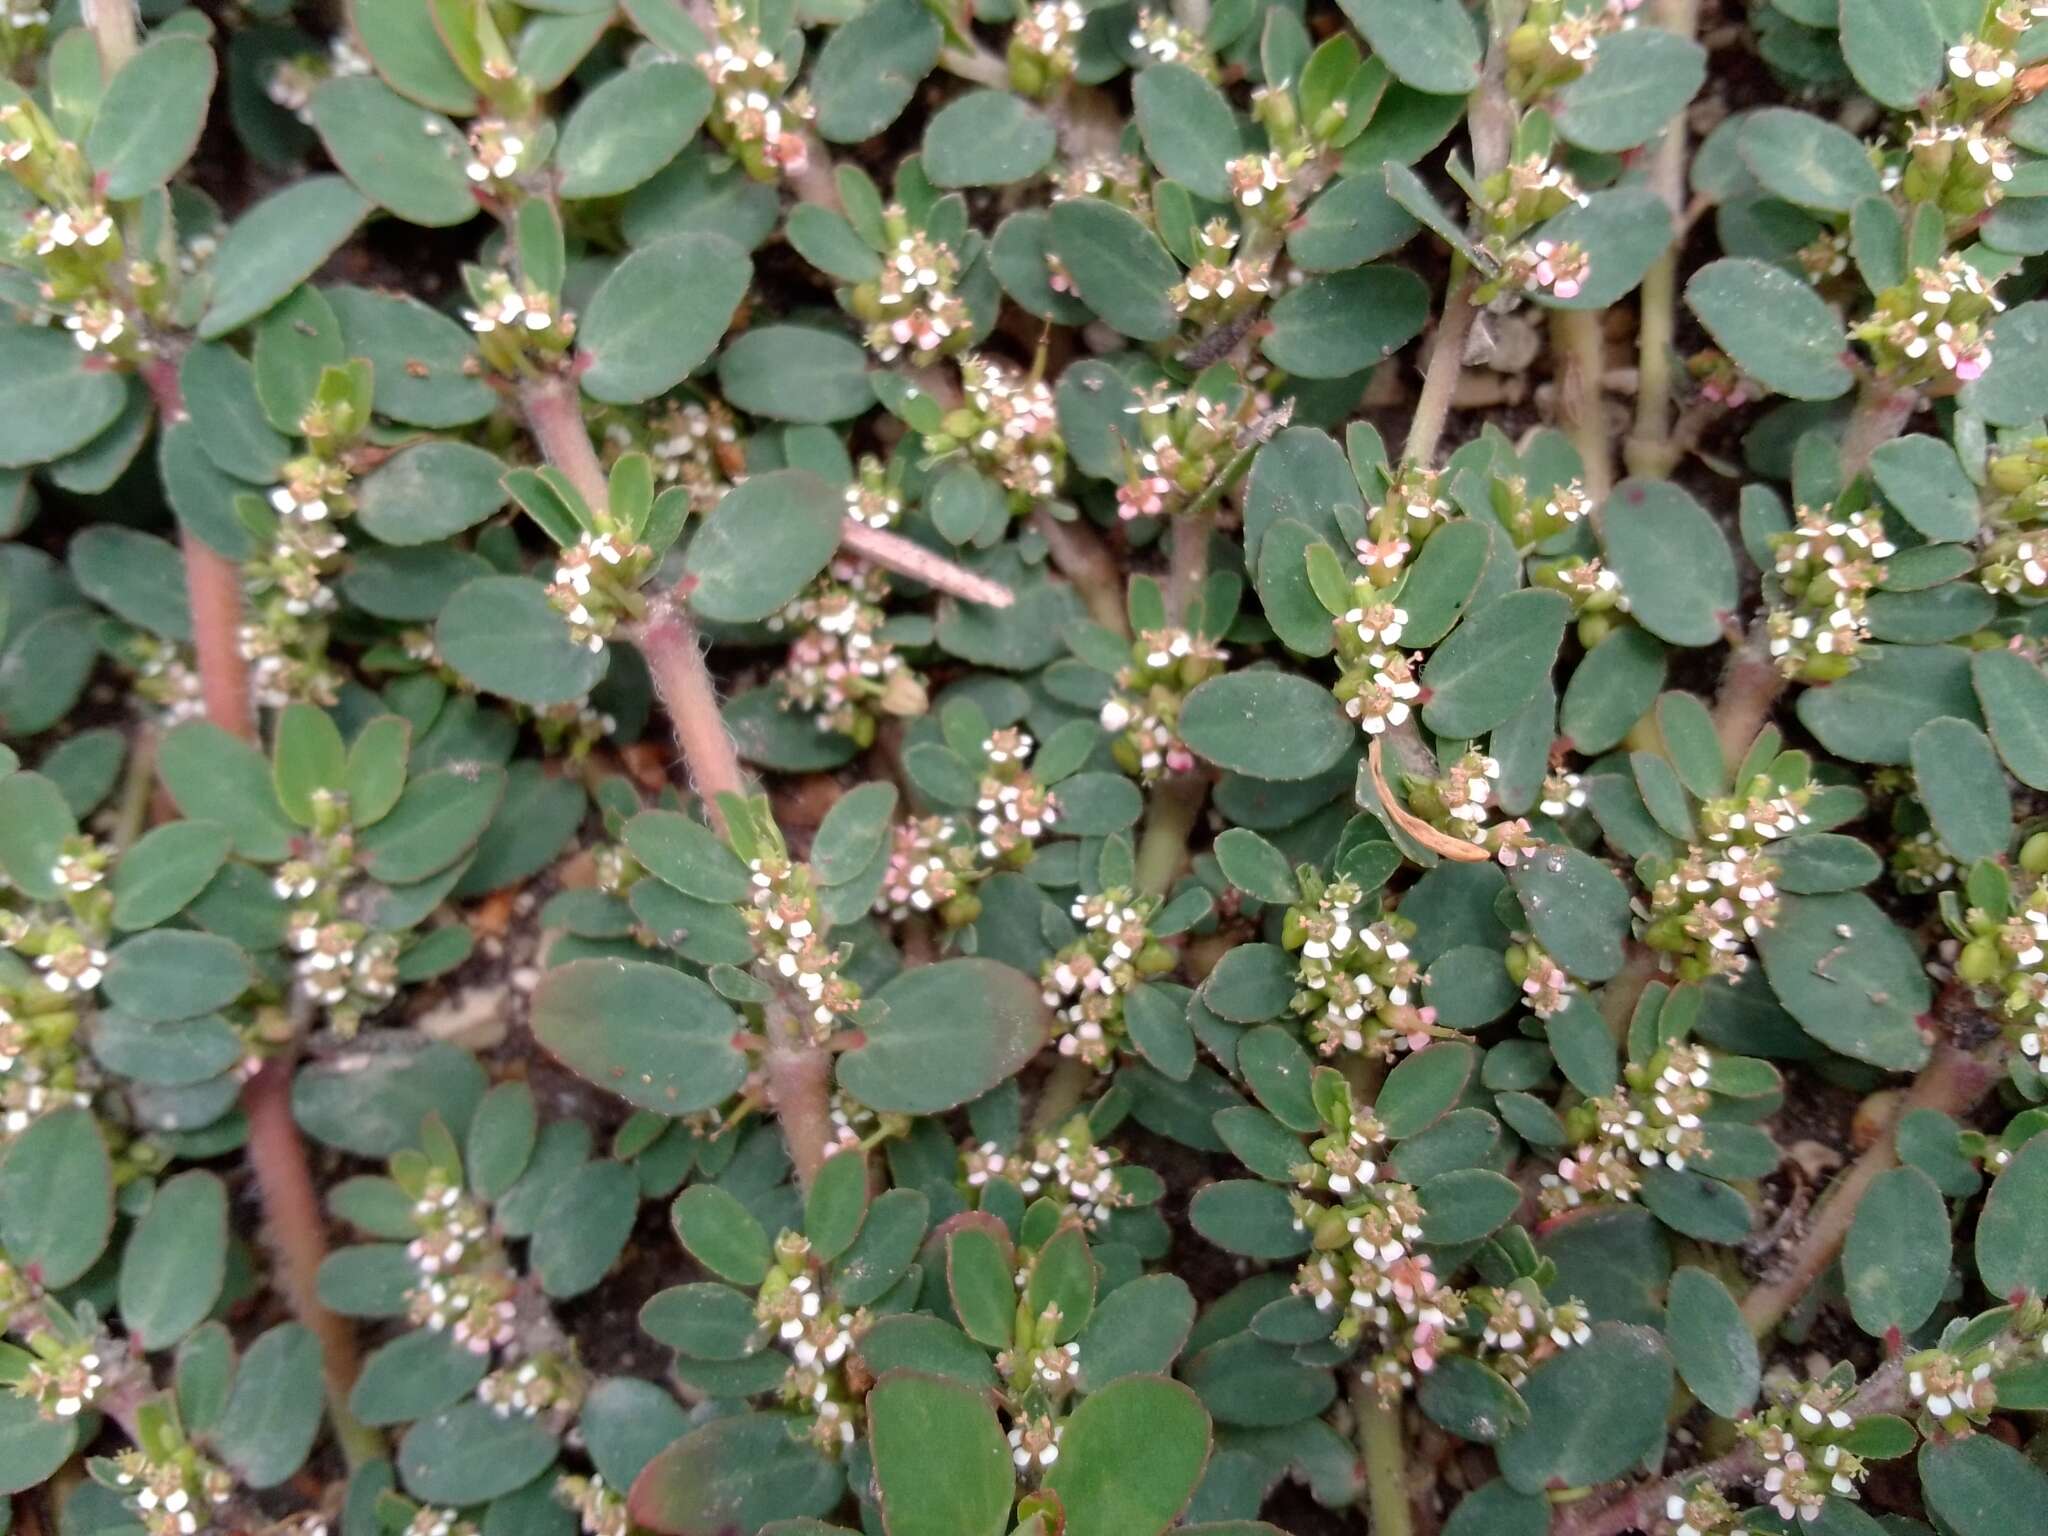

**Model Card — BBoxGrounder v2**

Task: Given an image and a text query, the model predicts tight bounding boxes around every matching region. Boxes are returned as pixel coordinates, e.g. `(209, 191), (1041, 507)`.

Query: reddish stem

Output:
(839, 520), (1015, 607)
(1031, 507), (1128, 637)
(636, 597), (749, 836)
(243, 1058), (377, 1463)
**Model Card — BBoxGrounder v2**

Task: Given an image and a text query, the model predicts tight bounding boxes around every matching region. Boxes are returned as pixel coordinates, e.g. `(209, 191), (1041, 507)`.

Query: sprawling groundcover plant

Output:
(7, 0), (2048, 1533)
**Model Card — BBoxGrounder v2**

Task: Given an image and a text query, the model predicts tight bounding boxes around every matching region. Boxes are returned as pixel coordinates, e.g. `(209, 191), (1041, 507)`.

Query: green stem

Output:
(1358, 1386), (1414, 1536)
(1134, 772), (1206, 898)
(1550, 307), (1613, 504)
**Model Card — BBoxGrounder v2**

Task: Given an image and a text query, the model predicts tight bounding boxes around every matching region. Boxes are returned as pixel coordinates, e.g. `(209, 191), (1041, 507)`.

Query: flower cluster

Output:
(928, 355), (1065, 508)
(1354, 466), (1452, 587)
(1282, 873), (1436, 1059)
(547, 530), (655, 657)
(773, 559), (927, 744)
(274, 793), (397, 1033)
(1097, 628), (1228, 781)
(1041, 889), (1171, 1068)
(461, 267), (576, 374)
(556, 1476), (629, 1536)
(99, 1412), (236, 1536)
(1167, 217), (1275, 324)
(1405, 750), (1541, 867)
(1540, 1043), (1717, 1214)
(846, 207), (969, 365)
(1115, 382), (1262, 522)
(966, 1117), (1136, 1229)
(1506, 0), (1641, 96)
(755, 1231), (864, 1452)
(1739, 1376), (1871, 1523)
(1492, 473), (1593, 551)
(1981, 529), (2048, 599)
(745, 854), (860, 1043)
(1128, 7), (1215, 78)
(478, 1349), (586, 1425)
(400, 1165), (518, 1356)
(1008, 0), (1087, 96)
(1949, 844), (2048, 1061)
(695, 0), (814, 181)
(1855, 256), (2001, 388)
(639, 397), (744, 513)
(1765, 505), (1896, 680)
(5, 1309), (110, 1419)
(1, 838), (114, 1136)
(1503, 940), (1578, 1019)
(1642, 777), (1811, 979)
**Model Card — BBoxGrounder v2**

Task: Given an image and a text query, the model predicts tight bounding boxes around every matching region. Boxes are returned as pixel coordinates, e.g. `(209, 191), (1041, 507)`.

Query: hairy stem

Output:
(1709, 626), (1784, 773)
(1598, 943), (1663, 1043)
(1839, 379), (1920, 482)
(521, 374), (608, 510)
(839, 520), (1016, 607)
(1164, 508), (1214, 630)
(1032, 506), (1128, 637)
(764, 1001), (835, 1190)
(1740, 1037), (2004, 1338)
(1553, 1359), (1909, 1536)
(1403, 277), (1480, 471)
(82, 0), (138, 74)
(1550, 308), (1614, 502)
(1134, 772), (1207, 898)
(1359, 1387), (1416, 1536)
(1623, 0), (1700, 480)
(1029, 1057), (1095, 1137)
(635, 597), (749, 834)
(243, 1057), (381, 1469)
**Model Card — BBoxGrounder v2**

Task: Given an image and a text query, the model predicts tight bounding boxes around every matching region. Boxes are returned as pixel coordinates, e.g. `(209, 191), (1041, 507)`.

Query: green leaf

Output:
(159, 721), (297, 860)
(1441, 1482), (1548, 1536)
(1131, 65), (1240, 201)
(467, 1081), (538, 1201)
(557, 62), (712, 198)
(1755, 893), (1932, 1070)
(71, 525), (192, 641)
(804, 1150), (870, 1262)
(0, 325), (128, 469)
(1972, 648), (2048, 790)
(625, 810), (751, 902)
(1910, 716), (2011, 863)
(215, 1324), (326, 1487)
(1203, 945), (1295, 1024)
(1977, 1132), (2048, 1300)
(924, 91), (1056, 187)
(1213, 829), (1301, 905)
(671, 1185), (773, 1286)
(1076, 1274), (1197, 1389)
(398, 1400), (558, 1504)
(358, 765), (505, 883)
(85, 32), (215, 198)
(1685, 257), (1854, 401)
(1840, 0), (1944, 108)
(1261, 265), (1429, 379)
(830, 1187), (929, 1306)
(686, 467), (848, 622)
(352, 0), (478, 112)
(309, 76), (476, 226)
(1601, 480), (1737, 647)
(1416, 1356), (1530, 1444)
(838, 958), (1047, 1112)
(111, 821), (233, 931)
(1417, 1168), (1521, 1244)
(531, 958), (749, 1115)
(1335, 0), (1480, 93)
(640, 1282), (764, 1360)
(1048, 199), (1182, 343)
(1422, 590), (1572, 738)
(1772, 833), (1883, 893)
(1842, 1166), (1950, 1337)
(1961, 300), (2048, 426)
(328, 284), (495, 428)
(1870, 435), (1980, 542)
(1555, 29), (1706, 153)
(1511, 848), (1632, 982)
(627, 1413), (844, 1536)
(0, 1107), (113, 1288)
(0, 1392), (78, 1495)
(200, 177), (373, 338)
(1797, 644), (1980, 764)
(1739, 107), (1886, 212)
(1179, 671), (1350, 781)
(0, 770), (76, 901)
(1190, 1179), (1311, 1257)
(1376, 1041), (1477, 1138)
(1495, 1324), (1673, 1493)
(118, 1170), (229, 1349)
(438, 575), (609, 707)
(355, 442), (508, 545)
(579, 234), (750, 404)
(810, 0), (943, 143)
(718, 326), (873, 423)
(1527, 187), (1677, 310)
(1919, 1435), (2048, 1536)
(1662, 1266), (1759, 1418)
(105, 930), (253, 1022)
(349, 1330), (490, 1428)
(868, 1373), (1014, 1536)
(272, 702), (348, 827)
(1042, 1376), (1211, 1536)
(1287, 172), (1422, 272)
(253, 286), (346, 434)
(534, 1159), (640, 1298)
